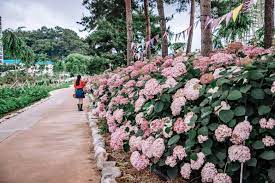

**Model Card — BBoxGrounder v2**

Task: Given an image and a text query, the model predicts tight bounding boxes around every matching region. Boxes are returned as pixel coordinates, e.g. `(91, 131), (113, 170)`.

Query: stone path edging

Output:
(0, 91), (54, 124)
(87, 95), (121, 183)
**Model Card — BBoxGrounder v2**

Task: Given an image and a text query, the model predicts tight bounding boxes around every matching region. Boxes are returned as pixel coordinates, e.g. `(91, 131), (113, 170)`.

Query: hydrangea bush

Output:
(89, 45), (275, 183)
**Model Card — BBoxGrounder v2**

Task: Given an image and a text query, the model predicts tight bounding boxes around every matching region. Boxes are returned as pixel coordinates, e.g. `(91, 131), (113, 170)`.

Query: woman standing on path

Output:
(74, 75), (86, 111)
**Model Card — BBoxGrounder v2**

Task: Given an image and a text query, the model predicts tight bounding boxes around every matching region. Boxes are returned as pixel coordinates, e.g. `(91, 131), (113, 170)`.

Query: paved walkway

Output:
(0, 88), (100, 183)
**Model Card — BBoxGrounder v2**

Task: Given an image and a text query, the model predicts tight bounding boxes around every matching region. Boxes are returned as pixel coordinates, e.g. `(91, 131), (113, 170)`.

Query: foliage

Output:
(4, 26), (88, 61)
(0, 84), (70, 117)
(0, 65), (16, 73)
(88, 44), (275, 182)
(64, 53), (91, 75)
(211, 0), (253, 47)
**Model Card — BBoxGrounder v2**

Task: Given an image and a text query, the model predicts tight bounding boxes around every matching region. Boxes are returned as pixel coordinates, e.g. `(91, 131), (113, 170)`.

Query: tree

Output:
(125, 0), (134, 65)
(157, 0), (168, 57)
(11, 26), (88, 60)
(200, 0), (212, 56)
(186, 0), (195, 53)
(263, 0), (274, 48)
(144, 0), (151, 59)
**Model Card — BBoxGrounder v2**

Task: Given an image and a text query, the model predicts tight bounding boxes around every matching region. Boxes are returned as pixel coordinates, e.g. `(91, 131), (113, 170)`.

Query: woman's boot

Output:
(77, 104), (81, 111)
(80, 104), (83, 111)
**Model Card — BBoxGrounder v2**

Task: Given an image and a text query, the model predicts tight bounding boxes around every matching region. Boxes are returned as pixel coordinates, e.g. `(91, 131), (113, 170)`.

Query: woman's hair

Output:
(76, 75), (81, 86)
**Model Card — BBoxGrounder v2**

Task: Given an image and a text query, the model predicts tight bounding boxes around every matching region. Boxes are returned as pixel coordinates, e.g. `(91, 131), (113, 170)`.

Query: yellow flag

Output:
(232, 4), (243, 22)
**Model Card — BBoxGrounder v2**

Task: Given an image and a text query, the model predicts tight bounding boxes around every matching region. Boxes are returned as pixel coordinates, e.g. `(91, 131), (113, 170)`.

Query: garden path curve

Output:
(0, 87), (100, 183)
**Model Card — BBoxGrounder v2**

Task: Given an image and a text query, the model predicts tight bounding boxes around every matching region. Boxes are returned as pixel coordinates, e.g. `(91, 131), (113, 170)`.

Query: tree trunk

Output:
(144, 0), (151, 60)
(125, 0), (133, 65)
(264, 0), (274, 48)
(157, 0), (168, 58)
(186, 0), (195, 54)
(200, 0), (212, 56)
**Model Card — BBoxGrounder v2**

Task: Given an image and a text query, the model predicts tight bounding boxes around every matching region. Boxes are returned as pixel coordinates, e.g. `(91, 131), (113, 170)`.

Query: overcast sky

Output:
(0, 0), (201, 50)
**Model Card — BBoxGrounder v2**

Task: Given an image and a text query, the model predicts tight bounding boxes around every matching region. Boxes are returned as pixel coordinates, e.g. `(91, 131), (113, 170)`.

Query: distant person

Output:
(74, 75), (86, 111)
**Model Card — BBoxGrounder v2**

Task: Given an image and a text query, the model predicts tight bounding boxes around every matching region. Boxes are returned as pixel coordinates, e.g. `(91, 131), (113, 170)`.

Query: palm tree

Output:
(157, 0), (168, 57)
(144, 0), (151, 59)
(186, 0), (195, 54)
(3, 29), (25, 80)
(125, 0), (134, 65)
(264, 0), (274, 48)
(200, 0), (212, 56)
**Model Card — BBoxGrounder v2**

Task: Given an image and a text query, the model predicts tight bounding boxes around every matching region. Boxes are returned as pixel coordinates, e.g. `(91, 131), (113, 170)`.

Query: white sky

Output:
(0, 0), (201, 50)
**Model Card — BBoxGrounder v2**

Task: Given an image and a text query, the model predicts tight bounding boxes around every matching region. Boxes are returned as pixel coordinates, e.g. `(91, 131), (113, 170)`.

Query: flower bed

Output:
(89, 44), (275, 183)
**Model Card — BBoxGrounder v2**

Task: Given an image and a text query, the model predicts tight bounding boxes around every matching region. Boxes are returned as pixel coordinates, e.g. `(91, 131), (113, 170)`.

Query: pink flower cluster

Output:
(110, 128), (128, 150)
(162, 61), (187, 78)
(198, 135), (208, 144)
(113, 109), (124, 123)
(162, 76), (178, 89)
(171, 97), (186, 116)
(150, 119), (164, 133)
(143, 78), (163, 98)
(135, 96), (146, 112)
(230, 120), (252, 144)
(262, 136), (275, 147)
(271, 81), (275, 93)
(129, 135), (142, 151)
(201, 163), (218, 183)
(190, 152), (205, 170)
(130, 151), (150, 171)
(260, 118), (275, 129)
(140, 137), (165, 160)
(213, 173), (232, 183)
(173, 145), (187, 160)
(228, 145), (251, 163)
(215, 125), (232, 142)
(183, 78), (201, 101)
(180, 163), (191, 179)
(165, 156), (177, 167)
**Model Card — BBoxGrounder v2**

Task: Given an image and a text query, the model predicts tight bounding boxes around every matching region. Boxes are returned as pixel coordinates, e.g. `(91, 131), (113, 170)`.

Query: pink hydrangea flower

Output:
(173, 145), (187, 160)
(113, 109), (124, 123)
(190, 152), (205, 170)
(162, 76), (178, 89)
(262, 136), (275, 147)
(173, 117), (189, 134)
(171, 97), (186, 116)
(150, 119), (164, 133)
(130, 151), (150, 171)
(162, 62), (187, 78)
(165, 156), (177, 167)
(110, 128), (128, 150)
(135, 96), (146, 112)
(143, 78), (163, 98)
(213, 173), (232, 183)
(180, 163), (191, 179)
(198, 135), (208, 144)
(201, 162), (218, 183)
(129, 136), (142, 151)
(260, 118), (275, 129)
(173, 88), (185, 99)
(136, 80), (144, 87)
(183, 78), (201, 101)
(151, 138), (165, 159)
(271, 81), (275, 93)
(230, 120), (252, 144)
(228, 145), (251, 163)
(141, 136), (155, 158)
(215, 125), (232, 142)
(210, 53), (234, 65)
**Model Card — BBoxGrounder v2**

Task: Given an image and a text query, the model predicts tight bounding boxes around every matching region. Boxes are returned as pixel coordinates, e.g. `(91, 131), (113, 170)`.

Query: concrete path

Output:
(0, 88), (100, 183)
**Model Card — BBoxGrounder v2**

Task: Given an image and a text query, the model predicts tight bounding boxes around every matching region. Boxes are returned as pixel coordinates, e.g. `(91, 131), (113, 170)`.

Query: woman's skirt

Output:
(75, 88), (85, 98)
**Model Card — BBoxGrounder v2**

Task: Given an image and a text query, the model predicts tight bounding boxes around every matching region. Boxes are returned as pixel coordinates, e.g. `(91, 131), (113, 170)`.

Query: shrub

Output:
(89, 45), (275, 182)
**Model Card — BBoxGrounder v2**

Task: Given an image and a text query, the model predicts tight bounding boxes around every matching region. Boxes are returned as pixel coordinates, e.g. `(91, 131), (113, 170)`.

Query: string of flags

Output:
(131, 0), (257, 59)
(204, 0), (256, 31)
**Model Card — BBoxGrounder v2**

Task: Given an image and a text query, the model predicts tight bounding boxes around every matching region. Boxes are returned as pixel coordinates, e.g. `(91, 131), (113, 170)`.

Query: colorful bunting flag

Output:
(232, 3), (243, 22)
(225, 12), (233, 26)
